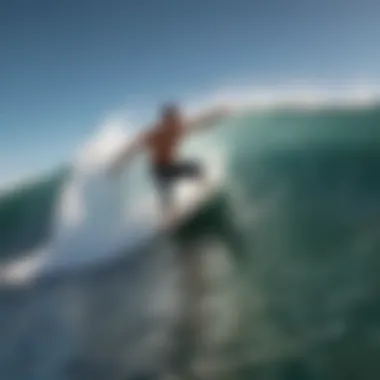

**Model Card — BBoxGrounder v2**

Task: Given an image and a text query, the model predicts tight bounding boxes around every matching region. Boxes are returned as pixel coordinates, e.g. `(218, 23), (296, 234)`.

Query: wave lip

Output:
(186, 84), (380, 113)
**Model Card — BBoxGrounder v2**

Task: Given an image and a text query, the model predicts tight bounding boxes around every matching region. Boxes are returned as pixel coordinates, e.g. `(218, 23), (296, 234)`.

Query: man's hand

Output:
(210, 105), (233, 121)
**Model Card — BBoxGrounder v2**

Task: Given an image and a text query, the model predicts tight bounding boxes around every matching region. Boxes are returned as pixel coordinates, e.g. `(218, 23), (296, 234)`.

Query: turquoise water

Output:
(1, 107), (380, 379)
(0, 167), (68, 262)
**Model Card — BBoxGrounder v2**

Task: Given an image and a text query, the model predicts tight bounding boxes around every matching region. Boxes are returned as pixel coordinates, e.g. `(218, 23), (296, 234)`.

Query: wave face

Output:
(0, 167), (69, 263)
(1, 106), (380, 379)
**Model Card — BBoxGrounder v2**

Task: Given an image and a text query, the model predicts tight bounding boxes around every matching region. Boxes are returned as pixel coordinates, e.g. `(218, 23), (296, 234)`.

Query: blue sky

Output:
(1, 0), (380, 186)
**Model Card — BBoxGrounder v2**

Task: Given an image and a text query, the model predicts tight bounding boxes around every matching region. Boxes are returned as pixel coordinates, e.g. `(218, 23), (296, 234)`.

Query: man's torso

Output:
(146, 123), (184, 166)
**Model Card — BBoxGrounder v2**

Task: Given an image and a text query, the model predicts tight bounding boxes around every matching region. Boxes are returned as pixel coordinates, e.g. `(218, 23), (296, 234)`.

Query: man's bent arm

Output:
(109, 133), (148, 175)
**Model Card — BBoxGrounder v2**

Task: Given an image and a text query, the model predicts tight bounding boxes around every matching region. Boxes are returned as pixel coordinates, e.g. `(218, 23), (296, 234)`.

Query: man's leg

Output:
(155, 161), (204, 224)
(175, 160), (204, 183)
(157, 176), (184, 227)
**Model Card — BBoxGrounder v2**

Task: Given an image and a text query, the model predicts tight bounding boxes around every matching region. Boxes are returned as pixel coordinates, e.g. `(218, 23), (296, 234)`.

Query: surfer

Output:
(109, 103), (231, 378)
(109, 103), (230, 221)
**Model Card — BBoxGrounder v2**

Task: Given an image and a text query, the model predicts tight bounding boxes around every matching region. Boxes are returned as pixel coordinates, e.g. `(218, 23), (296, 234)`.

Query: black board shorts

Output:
(152, 161), (203, 205)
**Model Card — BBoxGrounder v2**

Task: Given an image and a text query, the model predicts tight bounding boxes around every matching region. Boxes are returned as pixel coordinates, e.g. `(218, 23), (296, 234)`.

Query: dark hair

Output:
(161, 103), (179, 117)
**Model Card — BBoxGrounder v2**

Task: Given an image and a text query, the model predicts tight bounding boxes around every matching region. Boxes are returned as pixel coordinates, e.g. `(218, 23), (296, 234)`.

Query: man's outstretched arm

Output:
(185, 106), (232, 134)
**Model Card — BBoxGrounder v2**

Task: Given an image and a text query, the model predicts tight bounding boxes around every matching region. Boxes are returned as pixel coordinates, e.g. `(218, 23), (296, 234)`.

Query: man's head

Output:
(160, 103), (181, 125)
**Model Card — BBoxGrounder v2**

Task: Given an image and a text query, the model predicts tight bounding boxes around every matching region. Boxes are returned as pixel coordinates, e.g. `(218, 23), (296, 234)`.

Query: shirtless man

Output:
(110, 103), (229, 221)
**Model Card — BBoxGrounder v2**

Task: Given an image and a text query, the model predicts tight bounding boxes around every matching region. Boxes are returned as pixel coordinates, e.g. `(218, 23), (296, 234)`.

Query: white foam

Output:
(0, 247), (49, 286)
(185, 83), (380, 114)
(45, 118), (137, 272)
(0, 108), (228, 283)
(39, 142), (225, 275)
